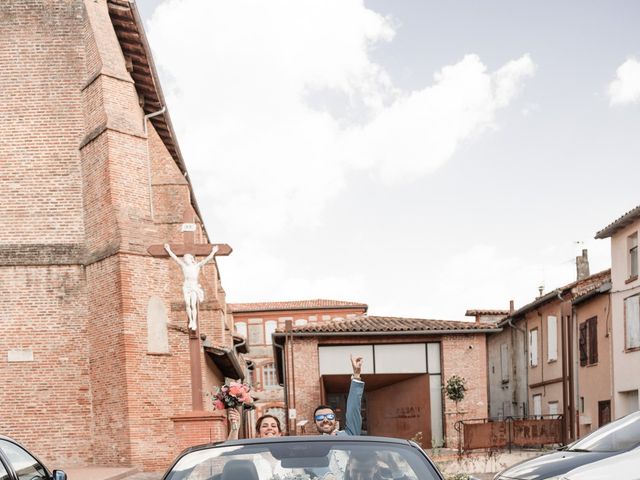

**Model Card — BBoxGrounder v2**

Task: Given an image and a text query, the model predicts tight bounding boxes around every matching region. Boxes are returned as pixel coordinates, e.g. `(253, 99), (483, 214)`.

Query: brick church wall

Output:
(1, 0), (231, 470)
(0, 0), (92, 467)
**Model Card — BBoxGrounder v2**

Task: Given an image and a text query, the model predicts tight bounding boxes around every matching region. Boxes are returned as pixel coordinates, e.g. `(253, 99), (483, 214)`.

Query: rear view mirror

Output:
(53, 470), (67, 480)
(281, 456), (330, 468)
(269, 443), (331, 460)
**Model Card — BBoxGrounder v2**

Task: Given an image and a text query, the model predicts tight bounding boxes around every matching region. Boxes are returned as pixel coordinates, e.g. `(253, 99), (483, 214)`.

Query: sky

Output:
(134, 0), (640, 320)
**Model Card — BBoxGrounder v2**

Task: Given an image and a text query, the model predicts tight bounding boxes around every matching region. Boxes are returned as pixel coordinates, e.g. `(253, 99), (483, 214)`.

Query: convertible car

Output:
(162, 435), (446, 480)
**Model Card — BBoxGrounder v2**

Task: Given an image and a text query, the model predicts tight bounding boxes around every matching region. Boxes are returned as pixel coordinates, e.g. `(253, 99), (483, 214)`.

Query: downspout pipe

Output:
(558, 290), (572, 443)
(143, 106), (166, 136)
(273, 341), (290, 434)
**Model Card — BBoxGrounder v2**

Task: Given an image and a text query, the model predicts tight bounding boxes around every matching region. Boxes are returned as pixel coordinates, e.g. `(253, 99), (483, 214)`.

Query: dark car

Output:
(162, 435), (445, 480)
(494, 411), (640, 480)
(0, 435), (66, 480)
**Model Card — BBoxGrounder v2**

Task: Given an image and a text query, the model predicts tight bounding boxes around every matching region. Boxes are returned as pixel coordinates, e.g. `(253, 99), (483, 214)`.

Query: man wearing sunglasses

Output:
(313, 354), (364, 435)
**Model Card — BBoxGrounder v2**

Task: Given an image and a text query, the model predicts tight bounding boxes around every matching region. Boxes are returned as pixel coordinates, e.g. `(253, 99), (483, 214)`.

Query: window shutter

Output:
(589, 317), (598, 364)
(579, 322), (588, 367)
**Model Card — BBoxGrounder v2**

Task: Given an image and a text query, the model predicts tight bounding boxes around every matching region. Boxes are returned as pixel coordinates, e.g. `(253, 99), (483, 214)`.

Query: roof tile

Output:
(278, 315), (500, 334)
(229, 299), (368, 313)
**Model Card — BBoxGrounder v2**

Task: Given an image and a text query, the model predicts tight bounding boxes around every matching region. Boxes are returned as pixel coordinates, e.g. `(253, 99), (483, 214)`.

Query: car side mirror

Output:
(52, 470), (67, 480)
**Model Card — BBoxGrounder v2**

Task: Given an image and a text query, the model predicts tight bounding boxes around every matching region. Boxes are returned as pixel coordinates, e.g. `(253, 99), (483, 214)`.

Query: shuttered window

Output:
(500, 343), (509, 383)
(579, 317), (598, 366)
(579, 322), (588, 366)
(625, 295), (640, 349)
(547, 315), (558, 362)
(529, 329), (538, 367)
(588, 317), (598, 364)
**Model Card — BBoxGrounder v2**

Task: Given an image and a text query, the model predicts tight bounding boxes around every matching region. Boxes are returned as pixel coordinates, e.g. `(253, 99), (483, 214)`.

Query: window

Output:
(624, 295), (640, 350)
(579, 317), (598, 365)
(500, 343), (509, 383)
(529, 329), (538, 367)
(0, 439), (47, 480)
(533, 394), (542, 418)
(248, 323), (264, 345)
(264, 321), (277, 345)
(262, 363), (278, 389)
(548, 401), (559, 419)
(628, 233), (638, 279)
(546, 315), (557, 361)
(294, 318), (308, 326)
(234, 321), (247, 338)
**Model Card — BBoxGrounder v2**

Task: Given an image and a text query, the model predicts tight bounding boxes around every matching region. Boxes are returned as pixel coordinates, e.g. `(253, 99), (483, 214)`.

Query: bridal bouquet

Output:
(212, 381), (255, 411)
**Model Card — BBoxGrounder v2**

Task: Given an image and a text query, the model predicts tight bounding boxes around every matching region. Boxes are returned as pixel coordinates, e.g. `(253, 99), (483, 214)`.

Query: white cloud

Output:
(370, 238), (611, 320)
(147, 0), (535, 239)
(217, 239), (367, 303)
(608, 58), (640, 105)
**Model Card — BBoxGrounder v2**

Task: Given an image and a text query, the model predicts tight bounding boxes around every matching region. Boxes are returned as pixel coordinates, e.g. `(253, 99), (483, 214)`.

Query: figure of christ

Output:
(164, 243), (218, 331)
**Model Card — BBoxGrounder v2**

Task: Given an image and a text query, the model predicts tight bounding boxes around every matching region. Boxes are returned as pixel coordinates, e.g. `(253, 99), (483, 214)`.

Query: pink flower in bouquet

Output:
(228, 382), (243, 397)
(211, 381), (255, 411)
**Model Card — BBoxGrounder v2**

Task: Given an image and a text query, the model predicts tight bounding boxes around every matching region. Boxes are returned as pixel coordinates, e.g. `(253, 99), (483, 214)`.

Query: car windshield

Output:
(568, 412), (640, 453)
(164, 439), (441, 480)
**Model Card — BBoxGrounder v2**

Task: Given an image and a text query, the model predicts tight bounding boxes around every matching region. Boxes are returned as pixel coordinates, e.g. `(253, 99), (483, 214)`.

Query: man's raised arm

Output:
(344, 354), (364, 436)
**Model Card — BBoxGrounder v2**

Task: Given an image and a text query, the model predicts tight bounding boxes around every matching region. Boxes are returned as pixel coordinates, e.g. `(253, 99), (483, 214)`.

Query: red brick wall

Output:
(0, 266), (93, 466)
(1, 0), (233, 471)
(288, 338), (321, 433)
(0, 0), (90, 467)
(441, 334), (489, 448)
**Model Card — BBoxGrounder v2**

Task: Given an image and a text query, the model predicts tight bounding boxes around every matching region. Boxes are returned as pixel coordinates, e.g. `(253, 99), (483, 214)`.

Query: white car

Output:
(560, 447), (640, 480)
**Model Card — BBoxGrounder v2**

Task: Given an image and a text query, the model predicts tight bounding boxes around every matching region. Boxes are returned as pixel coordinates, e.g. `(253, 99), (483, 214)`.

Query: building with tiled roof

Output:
(272, 312), (500, 448)
(281, 315), (500, 334)
(487, 250), (613, 441)
(229, 299), (368, 313)
(229, 299), (368, 436)
(595, 204), (640, 420)
(595, 204), (640, 239)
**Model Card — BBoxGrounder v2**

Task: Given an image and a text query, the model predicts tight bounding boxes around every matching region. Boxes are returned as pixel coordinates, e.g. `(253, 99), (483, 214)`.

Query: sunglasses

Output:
(314, 413), (336, 422)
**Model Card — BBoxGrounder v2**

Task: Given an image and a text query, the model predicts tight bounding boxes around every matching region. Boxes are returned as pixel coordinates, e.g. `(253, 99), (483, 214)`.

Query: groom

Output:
(313, 354), (364, 436)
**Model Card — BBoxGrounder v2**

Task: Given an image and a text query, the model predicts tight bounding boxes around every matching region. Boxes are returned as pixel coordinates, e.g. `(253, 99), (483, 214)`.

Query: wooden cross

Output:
(148, 209), (233, 411)
(147, 211), (233, 258)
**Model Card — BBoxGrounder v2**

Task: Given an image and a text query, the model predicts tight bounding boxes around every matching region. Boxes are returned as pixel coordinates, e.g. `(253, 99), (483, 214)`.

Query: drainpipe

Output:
(558, 291), (572, 443)
(143, 106), (166, 220)
(274, 341), (289, 435)
(508, 317), (527, 417)
(143, 106), (166, 135)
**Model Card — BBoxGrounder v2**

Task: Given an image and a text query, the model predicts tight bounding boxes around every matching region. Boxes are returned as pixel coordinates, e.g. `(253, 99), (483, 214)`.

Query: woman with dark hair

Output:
(254, 414), (282, 438)
(227, 411), (283, 440)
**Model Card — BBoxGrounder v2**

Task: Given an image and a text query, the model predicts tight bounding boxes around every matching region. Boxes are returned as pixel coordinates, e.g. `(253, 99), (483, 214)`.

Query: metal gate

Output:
(455, 415), (564, 452)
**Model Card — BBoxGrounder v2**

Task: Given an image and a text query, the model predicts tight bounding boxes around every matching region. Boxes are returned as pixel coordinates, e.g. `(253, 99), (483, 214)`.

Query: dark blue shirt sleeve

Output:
(344, 378), (364, 436)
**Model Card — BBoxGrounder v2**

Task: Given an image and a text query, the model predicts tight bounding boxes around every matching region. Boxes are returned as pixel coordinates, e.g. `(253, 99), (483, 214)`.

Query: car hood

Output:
(498, 450), (613, 479)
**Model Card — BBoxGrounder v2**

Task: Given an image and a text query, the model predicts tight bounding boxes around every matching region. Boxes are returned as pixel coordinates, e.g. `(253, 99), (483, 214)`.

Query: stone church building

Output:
(0, 0), (240, 471)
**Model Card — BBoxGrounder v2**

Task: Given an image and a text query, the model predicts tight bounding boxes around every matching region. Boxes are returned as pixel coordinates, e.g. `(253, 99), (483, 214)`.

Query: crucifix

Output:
(148, 209), (232, 411)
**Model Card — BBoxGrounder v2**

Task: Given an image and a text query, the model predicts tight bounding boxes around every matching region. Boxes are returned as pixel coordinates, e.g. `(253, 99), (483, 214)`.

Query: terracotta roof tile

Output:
(465, 309), (510, 316)
(595, 205), (640, 239)
(277, 315), (500, 334)
(506, 269), (611, 321)
(228, 299), (368, 313)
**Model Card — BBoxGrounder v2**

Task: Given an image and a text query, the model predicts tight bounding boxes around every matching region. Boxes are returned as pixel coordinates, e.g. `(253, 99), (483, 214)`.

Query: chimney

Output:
(509, 300), (515, 315)
(576, 249), (590, 281)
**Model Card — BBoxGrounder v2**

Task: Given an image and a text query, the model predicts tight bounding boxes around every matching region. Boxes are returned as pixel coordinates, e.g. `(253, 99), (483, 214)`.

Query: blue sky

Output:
(135, 0), (640, 319)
